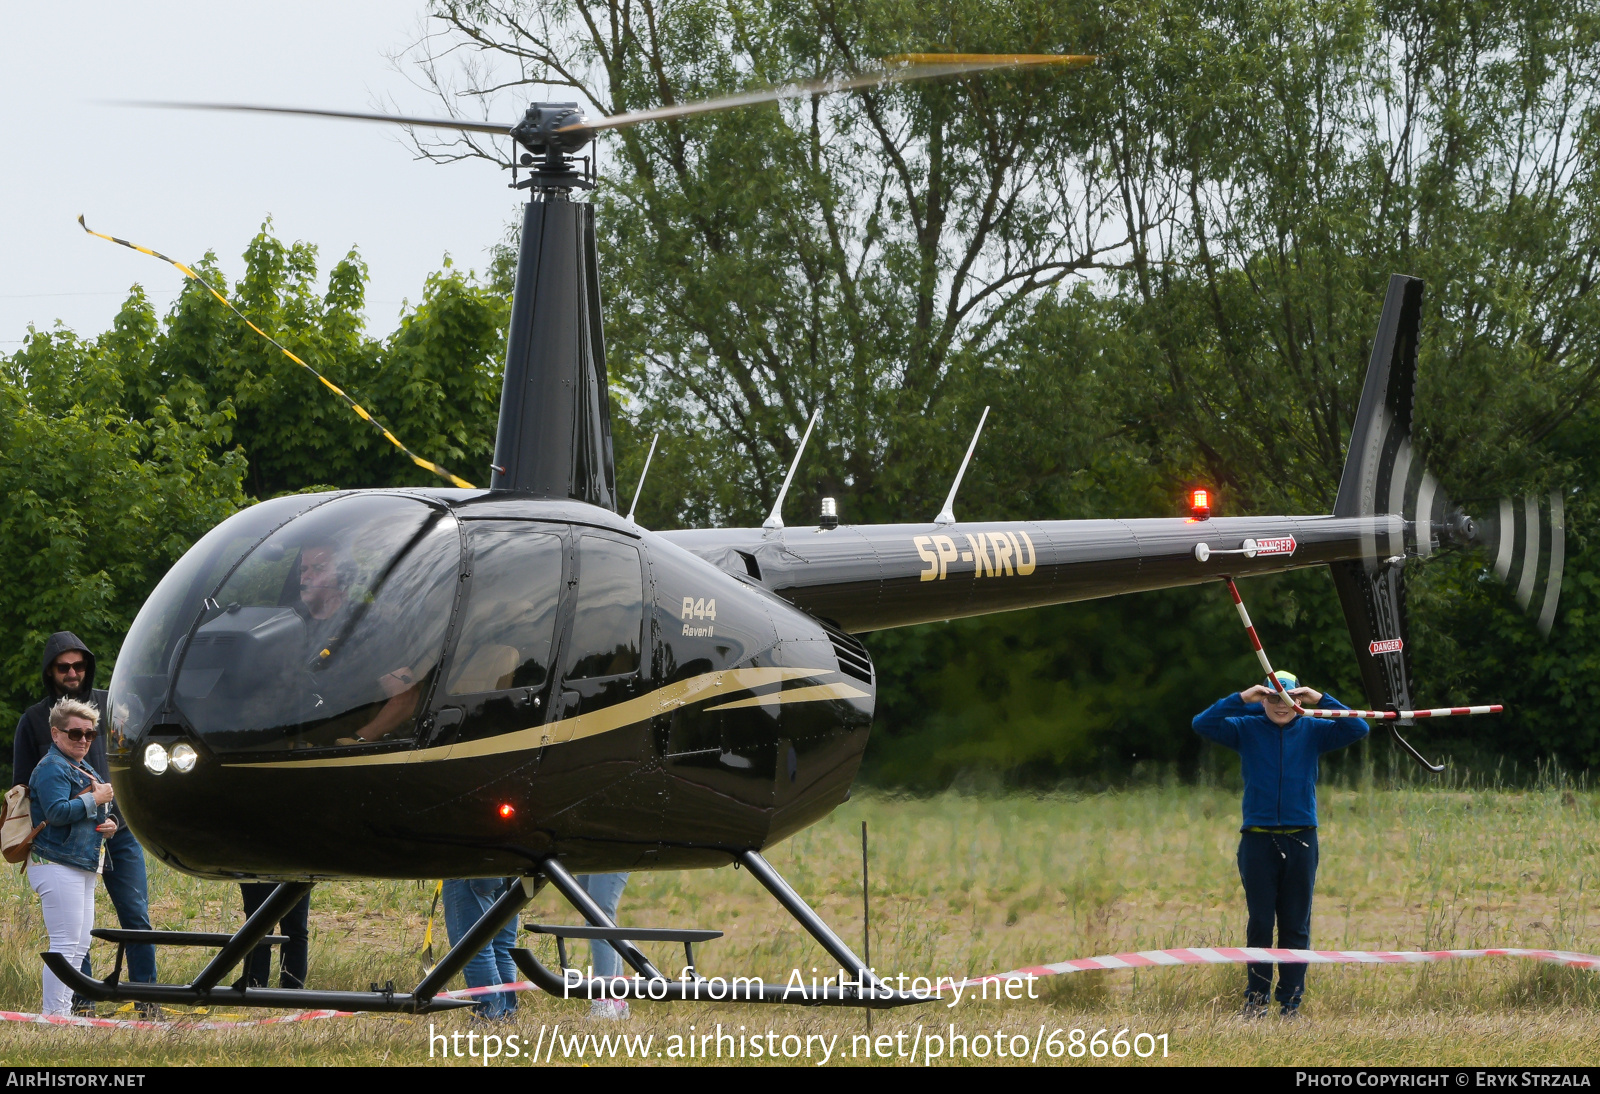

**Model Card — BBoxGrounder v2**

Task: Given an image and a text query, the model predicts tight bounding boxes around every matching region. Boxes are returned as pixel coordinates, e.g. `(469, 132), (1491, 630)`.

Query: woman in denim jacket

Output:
(28, 698), (117, 1016)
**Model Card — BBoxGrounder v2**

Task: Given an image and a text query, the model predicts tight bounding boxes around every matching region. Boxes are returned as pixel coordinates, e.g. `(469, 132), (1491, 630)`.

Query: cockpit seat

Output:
(449, 643), (519, 694)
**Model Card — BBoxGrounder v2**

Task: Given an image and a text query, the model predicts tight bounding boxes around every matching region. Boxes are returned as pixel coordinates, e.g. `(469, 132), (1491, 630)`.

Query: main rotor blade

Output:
(121, 101), (512, 137)
(570, 53), (1095, 133)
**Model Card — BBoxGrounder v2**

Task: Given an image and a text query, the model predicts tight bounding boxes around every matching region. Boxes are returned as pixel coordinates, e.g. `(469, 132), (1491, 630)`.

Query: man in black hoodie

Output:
(12, 632), (157, 995)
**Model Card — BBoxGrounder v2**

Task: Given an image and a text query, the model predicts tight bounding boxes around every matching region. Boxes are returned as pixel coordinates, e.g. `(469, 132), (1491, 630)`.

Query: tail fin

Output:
(1330, 274), (1424, 717)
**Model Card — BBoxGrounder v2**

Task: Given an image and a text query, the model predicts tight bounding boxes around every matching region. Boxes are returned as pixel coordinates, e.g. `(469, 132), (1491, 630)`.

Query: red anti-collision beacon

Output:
(1190, 488), (1211, 521)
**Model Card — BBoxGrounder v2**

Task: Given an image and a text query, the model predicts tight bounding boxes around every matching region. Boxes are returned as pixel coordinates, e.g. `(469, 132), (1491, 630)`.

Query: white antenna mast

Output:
(763, 409), (821, 532)
(624, 433), (659, 524)
(934, 405), (990, 525)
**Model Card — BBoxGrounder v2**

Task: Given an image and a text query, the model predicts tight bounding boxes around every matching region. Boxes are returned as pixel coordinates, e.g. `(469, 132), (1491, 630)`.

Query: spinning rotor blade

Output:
(122, 100), (512, 137)
(1377, 446), (1567, 637)
(569, 53), (1096, 133)
(127, 53), (1094, 143)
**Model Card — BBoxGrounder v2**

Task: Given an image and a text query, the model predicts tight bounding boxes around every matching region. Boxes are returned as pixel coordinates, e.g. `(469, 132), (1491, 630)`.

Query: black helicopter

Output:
(51, 57), (1563, 1015)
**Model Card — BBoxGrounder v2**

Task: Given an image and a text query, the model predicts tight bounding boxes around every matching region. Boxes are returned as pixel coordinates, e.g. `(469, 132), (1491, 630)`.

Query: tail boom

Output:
(666, 512), (1411, 634)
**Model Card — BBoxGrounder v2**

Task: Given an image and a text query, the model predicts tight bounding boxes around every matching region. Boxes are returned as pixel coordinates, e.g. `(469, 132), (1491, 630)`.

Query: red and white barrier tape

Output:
(967, 946), (1600, 986)
(1222, 577), (1502, 720)
(0, 1006), (347, 1030)
(0, 982), (537, 1029)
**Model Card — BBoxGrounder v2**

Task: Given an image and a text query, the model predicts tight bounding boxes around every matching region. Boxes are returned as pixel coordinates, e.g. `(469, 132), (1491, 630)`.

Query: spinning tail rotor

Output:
(1486, 492), (1567, 636)
(1232, 274), (1564, 770)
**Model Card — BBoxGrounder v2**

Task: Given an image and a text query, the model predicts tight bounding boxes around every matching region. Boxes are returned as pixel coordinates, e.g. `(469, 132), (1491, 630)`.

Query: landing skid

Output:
(45, 850), (938, 1013)
(515, 852), (934, 1008)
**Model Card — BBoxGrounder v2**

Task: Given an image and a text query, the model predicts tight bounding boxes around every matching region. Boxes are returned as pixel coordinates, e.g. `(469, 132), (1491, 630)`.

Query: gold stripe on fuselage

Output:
(703, 680), (872, 712)
(224, 666), (852, 769)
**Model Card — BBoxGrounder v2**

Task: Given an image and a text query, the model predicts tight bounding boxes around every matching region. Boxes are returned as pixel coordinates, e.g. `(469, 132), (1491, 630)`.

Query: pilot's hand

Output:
(90, 779), (115, 806)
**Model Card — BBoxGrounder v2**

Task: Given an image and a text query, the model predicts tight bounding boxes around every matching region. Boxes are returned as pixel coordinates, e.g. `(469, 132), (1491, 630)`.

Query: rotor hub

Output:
(508, 103), (596, 192)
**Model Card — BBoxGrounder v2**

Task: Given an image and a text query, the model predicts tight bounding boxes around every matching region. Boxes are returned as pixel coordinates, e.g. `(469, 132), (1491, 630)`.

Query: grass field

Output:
(0, 772), (1596, 1066)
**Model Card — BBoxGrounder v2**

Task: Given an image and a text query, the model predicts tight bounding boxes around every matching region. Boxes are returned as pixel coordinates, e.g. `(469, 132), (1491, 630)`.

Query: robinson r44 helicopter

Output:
(53, 54), (1563, 1015)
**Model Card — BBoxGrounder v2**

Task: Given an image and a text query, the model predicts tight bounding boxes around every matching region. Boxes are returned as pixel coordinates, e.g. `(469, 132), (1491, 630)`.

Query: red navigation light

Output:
(1190, 488), (1211, 521)
(498, 803), (515, 820)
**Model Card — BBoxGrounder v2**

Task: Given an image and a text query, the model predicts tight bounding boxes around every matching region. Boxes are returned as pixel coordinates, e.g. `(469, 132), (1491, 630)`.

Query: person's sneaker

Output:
(1279, 1003), (1301, 1020)
(1238, 993), (1269, 1019)
(589, 999), (630, 1020)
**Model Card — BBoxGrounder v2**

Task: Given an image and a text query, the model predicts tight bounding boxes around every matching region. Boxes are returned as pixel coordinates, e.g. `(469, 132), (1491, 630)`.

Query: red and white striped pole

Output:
(1221, 577), (1501, 721)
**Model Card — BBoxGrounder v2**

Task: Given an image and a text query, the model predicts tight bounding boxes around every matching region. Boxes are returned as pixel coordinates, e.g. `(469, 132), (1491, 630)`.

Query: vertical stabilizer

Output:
(1331, 274), (1424, 714)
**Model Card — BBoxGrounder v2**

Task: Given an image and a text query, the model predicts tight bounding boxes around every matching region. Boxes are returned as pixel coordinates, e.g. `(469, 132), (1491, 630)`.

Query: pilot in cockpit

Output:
(297, 541), (421, 744)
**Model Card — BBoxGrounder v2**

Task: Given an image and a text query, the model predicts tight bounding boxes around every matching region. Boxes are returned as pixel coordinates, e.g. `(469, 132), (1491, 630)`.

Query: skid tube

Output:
(512, 850), (939, 1009)
(45, 851), (958, 1013)
(42, 877), (545, 1014)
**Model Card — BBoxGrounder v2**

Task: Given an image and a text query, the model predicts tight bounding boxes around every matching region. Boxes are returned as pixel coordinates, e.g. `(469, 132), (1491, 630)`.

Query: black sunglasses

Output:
(52, 661), (87, 675)
(57, 728), (98, 742)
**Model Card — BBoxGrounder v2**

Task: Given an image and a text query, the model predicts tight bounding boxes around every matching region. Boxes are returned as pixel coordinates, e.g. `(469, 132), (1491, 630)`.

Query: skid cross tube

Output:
(413, 876), (540, 1005)
(537, 856), (667, 981)
(191, 881), (312, 993)
(512, 850), (937, 1008)
(737, 850), (872, 978)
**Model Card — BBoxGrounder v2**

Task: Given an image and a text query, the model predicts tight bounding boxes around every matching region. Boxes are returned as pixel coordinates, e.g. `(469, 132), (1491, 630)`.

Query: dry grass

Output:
(0, 778), (1595, 1066)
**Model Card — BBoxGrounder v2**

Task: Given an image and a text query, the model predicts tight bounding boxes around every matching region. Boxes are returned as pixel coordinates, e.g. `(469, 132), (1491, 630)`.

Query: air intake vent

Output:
(820, 619), (874, 685)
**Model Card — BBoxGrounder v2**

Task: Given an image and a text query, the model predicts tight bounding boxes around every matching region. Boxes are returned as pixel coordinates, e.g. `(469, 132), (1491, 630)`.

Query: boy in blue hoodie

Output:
(1193, 670), (1369, 1017)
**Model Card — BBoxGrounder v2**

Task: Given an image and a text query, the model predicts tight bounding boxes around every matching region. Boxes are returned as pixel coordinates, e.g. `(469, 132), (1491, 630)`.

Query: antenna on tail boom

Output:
(763, 410), (821, 532)
(934, 406), (990, 525)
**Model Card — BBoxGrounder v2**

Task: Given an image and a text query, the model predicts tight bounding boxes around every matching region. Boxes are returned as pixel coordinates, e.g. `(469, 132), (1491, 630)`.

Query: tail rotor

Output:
(1483, 491), (1567, 636)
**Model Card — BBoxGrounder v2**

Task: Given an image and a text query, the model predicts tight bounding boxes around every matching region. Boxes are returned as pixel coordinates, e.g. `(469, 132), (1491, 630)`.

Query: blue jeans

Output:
(443, 878), (520, 1018)
(240, 883), (311, 989)
(76, 825), (155, 995)
(1238, 829), (1319, 1006)
(576, 873), (629, 978)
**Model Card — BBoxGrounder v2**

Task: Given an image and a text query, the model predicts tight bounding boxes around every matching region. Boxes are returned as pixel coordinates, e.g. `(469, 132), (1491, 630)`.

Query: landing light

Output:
(143, 743), (168, 775)
(1190, 488), (1211, 521)
(170, 743), (198, 774)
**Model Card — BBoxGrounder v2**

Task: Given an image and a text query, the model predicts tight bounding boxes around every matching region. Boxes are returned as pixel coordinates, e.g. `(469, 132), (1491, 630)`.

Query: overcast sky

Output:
(1, 2), (526, 349)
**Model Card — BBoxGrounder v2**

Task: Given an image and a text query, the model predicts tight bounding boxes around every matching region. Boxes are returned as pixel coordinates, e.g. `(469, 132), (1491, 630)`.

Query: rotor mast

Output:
(488, 104), (617, 508)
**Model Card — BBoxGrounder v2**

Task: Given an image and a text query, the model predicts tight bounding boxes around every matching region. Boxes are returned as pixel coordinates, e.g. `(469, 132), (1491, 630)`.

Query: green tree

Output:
(0, 229), (508, 778)
(0, 310), (247, 776)
(139, 230), (507, 496)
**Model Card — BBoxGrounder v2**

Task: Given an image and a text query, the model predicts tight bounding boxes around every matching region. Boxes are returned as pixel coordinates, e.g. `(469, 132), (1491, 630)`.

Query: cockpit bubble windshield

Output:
(131, 494), (462, 754)
(108, 492), (335, 751)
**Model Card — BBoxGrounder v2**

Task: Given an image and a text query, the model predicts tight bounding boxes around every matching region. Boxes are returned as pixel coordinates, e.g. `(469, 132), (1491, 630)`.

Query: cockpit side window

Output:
(447, 528), (563, 695)
(565, 536), (644, 680)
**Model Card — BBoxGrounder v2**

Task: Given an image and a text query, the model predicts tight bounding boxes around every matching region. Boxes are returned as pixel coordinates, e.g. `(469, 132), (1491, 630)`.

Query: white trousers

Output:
(28, 860), (97, 1017)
